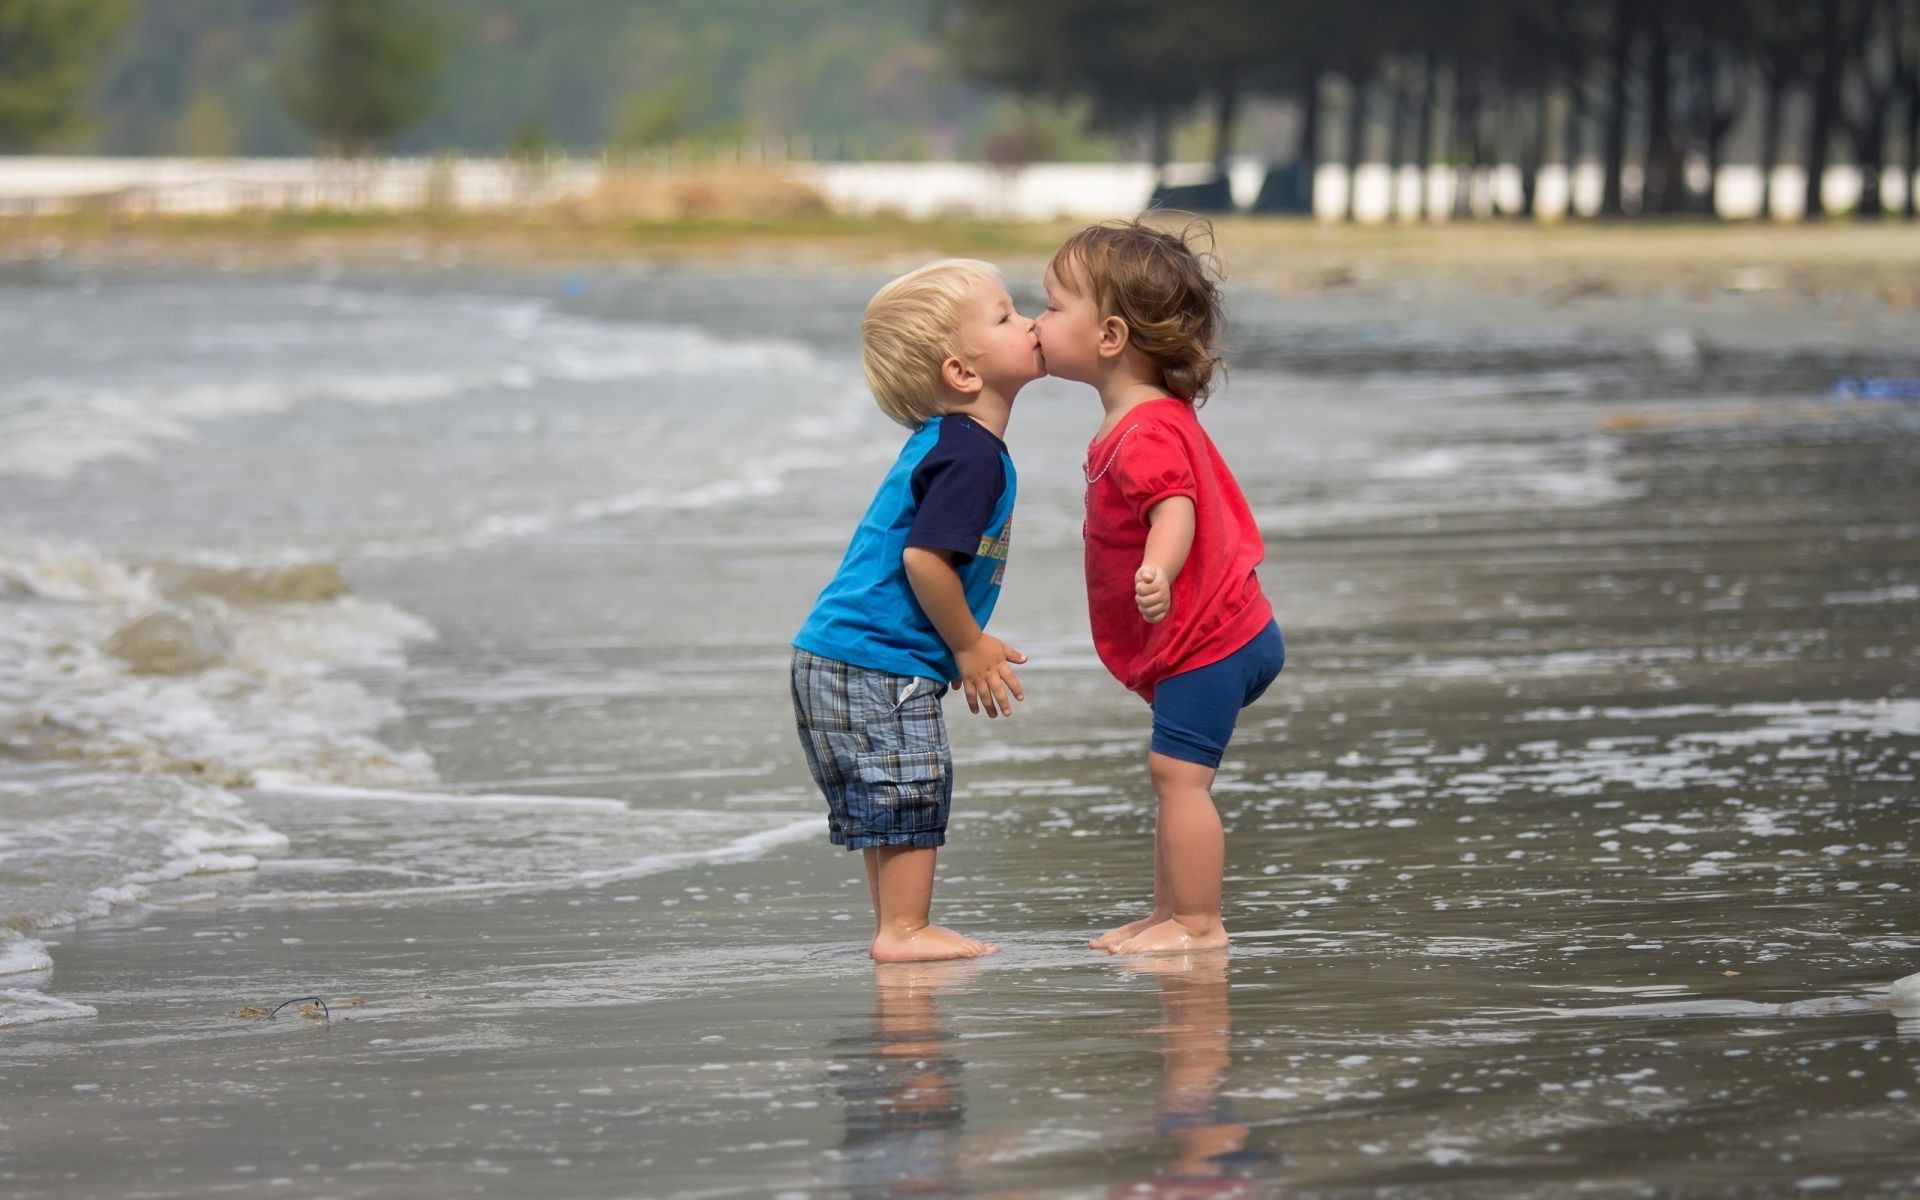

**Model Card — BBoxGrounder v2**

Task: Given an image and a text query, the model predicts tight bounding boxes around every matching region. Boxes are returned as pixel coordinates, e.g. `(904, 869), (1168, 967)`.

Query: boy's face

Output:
(953, 278), (1042, 398)
(1035, 260), (1103, 385)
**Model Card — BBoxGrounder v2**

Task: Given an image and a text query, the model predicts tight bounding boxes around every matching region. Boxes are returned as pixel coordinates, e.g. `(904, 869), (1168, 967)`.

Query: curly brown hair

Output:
(1048, 216), (1226, 403)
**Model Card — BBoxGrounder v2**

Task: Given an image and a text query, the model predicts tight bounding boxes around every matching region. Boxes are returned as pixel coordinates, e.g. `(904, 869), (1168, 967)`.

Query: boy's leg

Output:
(869, 845), (998, 962)
(1110, 753), (1228, 954)
(863, 847), (883, 933)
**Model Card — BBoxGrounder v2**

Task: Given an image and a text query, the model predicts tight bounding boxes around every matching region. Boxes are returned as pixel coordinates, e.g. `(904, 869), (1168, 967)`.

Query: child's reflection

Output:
(1114, 953), (1277, 1197)
(831, 960), (976, 1197)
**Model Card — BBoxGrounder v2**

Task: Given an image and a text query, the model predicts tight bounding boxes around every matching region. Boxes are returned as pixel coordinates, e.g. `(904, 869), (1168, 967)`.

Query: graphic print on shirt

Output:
(976, 515), (1012, 586)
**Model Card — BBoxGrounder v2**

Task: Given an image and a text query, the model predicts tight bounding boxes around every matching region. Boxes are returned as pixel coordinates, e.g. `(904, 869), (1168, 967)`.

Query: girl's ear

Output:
(941, 354), (983, 396)
(1098, 315), (1131, 360)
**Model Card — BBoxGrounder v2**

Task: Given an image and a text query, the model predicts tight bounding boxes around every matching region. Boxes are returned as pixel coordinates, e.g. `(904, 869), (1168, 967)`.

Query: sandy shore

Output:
(2, 225), (1916, 1197)
(6, 211), (1919, 302)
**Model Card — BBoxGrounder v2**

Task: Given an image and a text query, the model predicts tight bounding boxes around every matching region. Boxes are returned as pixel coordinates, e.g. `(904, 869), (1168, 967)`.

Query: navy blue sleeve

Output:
(905, 423), (1005, 562)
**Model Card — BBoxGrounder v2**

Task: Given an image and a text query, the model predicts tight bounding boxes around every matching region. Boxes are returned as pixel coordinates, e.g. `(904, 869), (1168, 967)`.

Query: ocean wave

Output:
(0, 283), (825, 480)
(0, 988), (97, 1028)
(0, 535), (437, 790)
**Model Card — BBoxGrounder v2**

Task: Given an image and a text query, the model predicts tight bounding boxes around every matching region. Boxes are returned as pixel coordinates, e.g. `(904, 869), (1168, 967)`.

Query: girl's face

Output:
(1035, 260), (1105, 385)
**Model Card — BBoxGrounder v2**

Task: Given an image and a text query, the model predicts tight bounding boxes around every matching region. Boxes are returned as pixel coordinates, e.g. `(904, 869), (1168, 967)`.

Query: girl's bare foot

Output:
(1089, 911), (1169, 951)
(1110, 916), (1228, 956)
(870, 923), (999, 962)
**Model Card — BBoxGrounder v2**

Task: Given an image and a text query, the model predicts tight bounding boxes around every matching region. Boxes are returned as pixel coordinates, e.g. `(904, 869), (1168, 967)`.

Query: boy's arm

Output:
(1135, 495), (1196, 624)
(902, 546), (1027, 718)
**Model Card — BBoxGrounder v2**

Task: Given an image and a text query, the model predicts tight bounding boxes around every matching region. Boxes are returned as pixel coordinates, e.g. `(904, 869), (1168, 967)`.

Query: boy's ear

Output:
(1098, 315), (1131, 360)
(940, 354), (983, 396)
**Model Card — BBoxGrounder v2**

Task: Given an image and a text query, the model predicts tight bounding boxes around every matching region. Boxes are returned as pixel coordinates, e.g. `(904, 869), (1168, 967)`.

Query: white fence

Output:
(0, 155), (1907, 223)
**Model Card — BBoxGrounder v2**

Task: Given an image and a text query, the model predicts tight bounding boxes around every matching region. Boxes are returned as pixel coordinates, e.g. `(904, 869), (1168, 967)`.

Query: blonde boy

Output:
(792, 259), (1041, 961)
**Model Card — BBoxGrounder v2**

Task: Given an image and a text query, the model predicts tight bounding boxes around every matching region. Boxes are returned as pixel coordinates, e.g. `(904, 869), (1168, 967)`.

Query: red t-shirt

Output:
(1083, 398), (1273, 702)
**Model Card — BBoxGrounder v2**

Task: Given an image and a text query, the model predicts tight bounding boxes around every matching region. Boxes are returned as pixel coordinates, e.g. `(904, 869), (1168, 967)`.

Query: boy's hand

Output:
(951, 634), (1028, 718)
(1135, 564), (1172, 623)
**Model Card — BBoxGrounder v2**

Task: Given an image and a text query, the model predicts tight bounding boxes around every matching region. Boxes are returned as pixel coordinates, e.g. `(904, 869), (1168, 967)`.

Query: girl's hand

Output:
(1135, 564), (1171, 623)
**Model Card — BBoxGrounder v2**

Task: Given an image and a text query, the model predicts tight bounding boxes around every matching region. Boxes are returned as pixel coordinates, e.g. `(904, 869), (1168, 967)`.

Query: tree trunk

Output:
(1565, 68), (1589, 217)
(1345, 72), (1370, 222)
(1644, 11), (1682, 214)
(1149, 106), (1173, 187)
(1300, 67), (1323, 213)
(1805, 0), (1844, 221)
(1846, 0), (1891, 218)
(1699, 54), (1740, 218)
(1212, 79), (1240, 177)
(1300, 68), (1323, 168)
(1415, 51), (1438, 221)
(1601, 0), (1635, 216)
(1520, 89), (1548, 218)
(1759, 69), (1786, 220)
(1390, 60), (1417, 220)
(1455, 74), (1483, 219)
(1896, 73), (1912, 217)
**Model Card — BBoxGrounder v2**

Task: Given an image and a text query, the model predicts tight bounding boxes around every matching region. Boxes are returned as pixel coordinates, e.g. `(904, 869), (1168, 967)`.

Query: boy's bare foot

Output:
(1089, 912), (1169, 951)
(1109, 917), (1228, 956)
(870, 923), (999, 962)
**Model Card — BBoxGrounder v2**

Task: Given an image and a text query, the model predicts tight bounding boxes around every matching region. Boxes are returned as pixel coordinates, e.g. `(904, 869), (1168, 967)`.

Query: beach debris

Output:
(1832, 376), (1920, 401)
(231, 995), (333, 1021)
(1553, 275), (1619, 302)
(104, 610), (227, 675)
(1650, 328), (1703, 369)
(151, 561), (349, 605)
(1721, 266), (1784, 294)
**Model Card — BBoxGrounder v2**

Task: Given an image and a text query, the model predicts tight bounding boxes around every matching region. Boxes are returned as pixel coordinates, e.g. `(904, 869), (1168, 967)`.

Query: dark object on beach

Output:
(1149, 176), (1235, 214)
(269, 995), (330, 1020)
(1252, 163), (1313, 214)
(233, 996), (332, 1021)
(1833, 376), (1920, 400)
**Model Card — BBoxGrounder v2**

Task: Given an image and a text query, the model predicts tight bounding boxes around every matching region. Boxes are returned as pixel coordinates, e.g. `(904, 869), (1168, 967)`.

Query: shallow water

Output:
(0, 257), (1916, 1196)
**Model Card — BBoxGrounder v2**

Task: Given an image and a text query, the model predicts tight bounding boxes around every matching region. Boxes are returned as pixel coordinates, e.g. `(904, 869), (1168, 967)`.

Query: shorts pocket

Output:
(850, 749), (950, 836)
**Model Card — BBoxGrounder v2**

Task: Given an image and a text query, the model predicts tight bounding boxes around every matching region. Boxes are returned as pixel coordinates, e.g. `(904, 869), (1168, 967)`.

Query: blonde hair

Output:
(861, 258), (1003, 428)
(1048, 218), (1225, 403)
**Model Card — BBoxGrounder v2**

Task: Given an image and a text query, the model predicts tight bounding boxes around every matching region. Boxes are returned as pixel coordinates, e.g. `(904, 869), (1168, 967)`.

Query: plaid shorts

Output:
(791, 648), (952, 850)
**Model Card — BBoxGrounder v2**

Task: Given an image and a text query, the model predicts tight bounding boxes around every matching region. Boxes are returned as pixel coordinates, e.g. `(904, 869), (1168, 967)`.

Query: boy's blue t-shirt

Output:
(795, 414), (1015, 682)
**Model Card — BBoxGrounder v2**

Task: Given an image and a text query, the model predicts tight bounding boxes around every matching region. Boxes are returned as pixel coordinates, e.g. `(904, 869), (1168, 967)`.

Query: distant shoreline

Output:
(5, 212), (1917, 339)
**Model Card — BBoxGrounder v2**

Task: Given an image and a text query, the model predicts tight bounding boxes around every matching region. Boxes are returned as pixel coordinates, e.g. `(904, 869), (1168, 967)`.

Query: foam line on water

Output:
(230, 815), (821, 907)
(0, 937), (53, 976)
(0, 988), (97, 1029)
(250, 780), (631, 813)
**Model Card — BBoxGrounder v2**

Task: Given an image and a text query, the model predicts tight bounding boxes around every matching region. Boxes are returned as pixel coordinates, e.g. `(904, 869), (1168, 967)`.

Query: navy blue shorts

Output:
(791, 648), (952, 851)
(1150, 621), (1285, 769)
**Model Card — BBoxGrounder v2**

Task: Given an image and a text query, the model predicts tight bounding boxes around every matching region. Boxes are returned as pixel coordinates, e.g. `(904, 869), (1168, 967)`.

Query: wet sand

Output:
(3, 217), (1918, 1196)
(5, 329), (1918, 1197)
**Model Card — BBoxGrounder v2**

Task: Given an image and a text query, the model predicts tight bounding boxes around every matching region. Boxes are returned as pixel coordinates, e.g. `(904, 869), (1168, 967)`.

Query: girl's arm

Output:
(1135, 495), (1195, 623)
(902, 546), (1027, 717)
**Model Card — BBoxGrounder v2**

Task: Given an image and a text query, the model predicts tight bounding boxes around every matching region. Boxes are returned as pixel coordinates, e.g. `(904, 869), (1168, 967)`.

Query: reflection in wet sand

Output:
(832, 961), (977, 1197)
(1115, 954), (1280, 1198)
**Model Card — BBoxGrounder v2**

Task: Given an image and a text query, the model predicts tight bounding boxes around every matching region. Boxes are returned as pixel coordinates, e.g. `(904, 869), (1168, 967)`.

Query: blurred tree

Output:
(1752, 0), (1822, 220)
(1839, 0), (1905, 217)
(943, 0), (1208, 183)
(0, 0), (132, 151)
(1902, 0), (1920, 219)
(277, 0), (454, 156)
(1803, 0), (1852, 219)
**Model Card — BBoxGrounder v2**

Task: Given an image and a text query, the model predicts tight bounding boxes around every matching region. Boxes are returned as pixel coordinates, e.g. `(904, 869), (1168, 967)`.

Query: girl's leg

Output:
(868, 845), (999, 962)
(1101, 623), (1280, 954)
(1089, 822), (1172, 949)
(1111, 753), (1229, 954)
